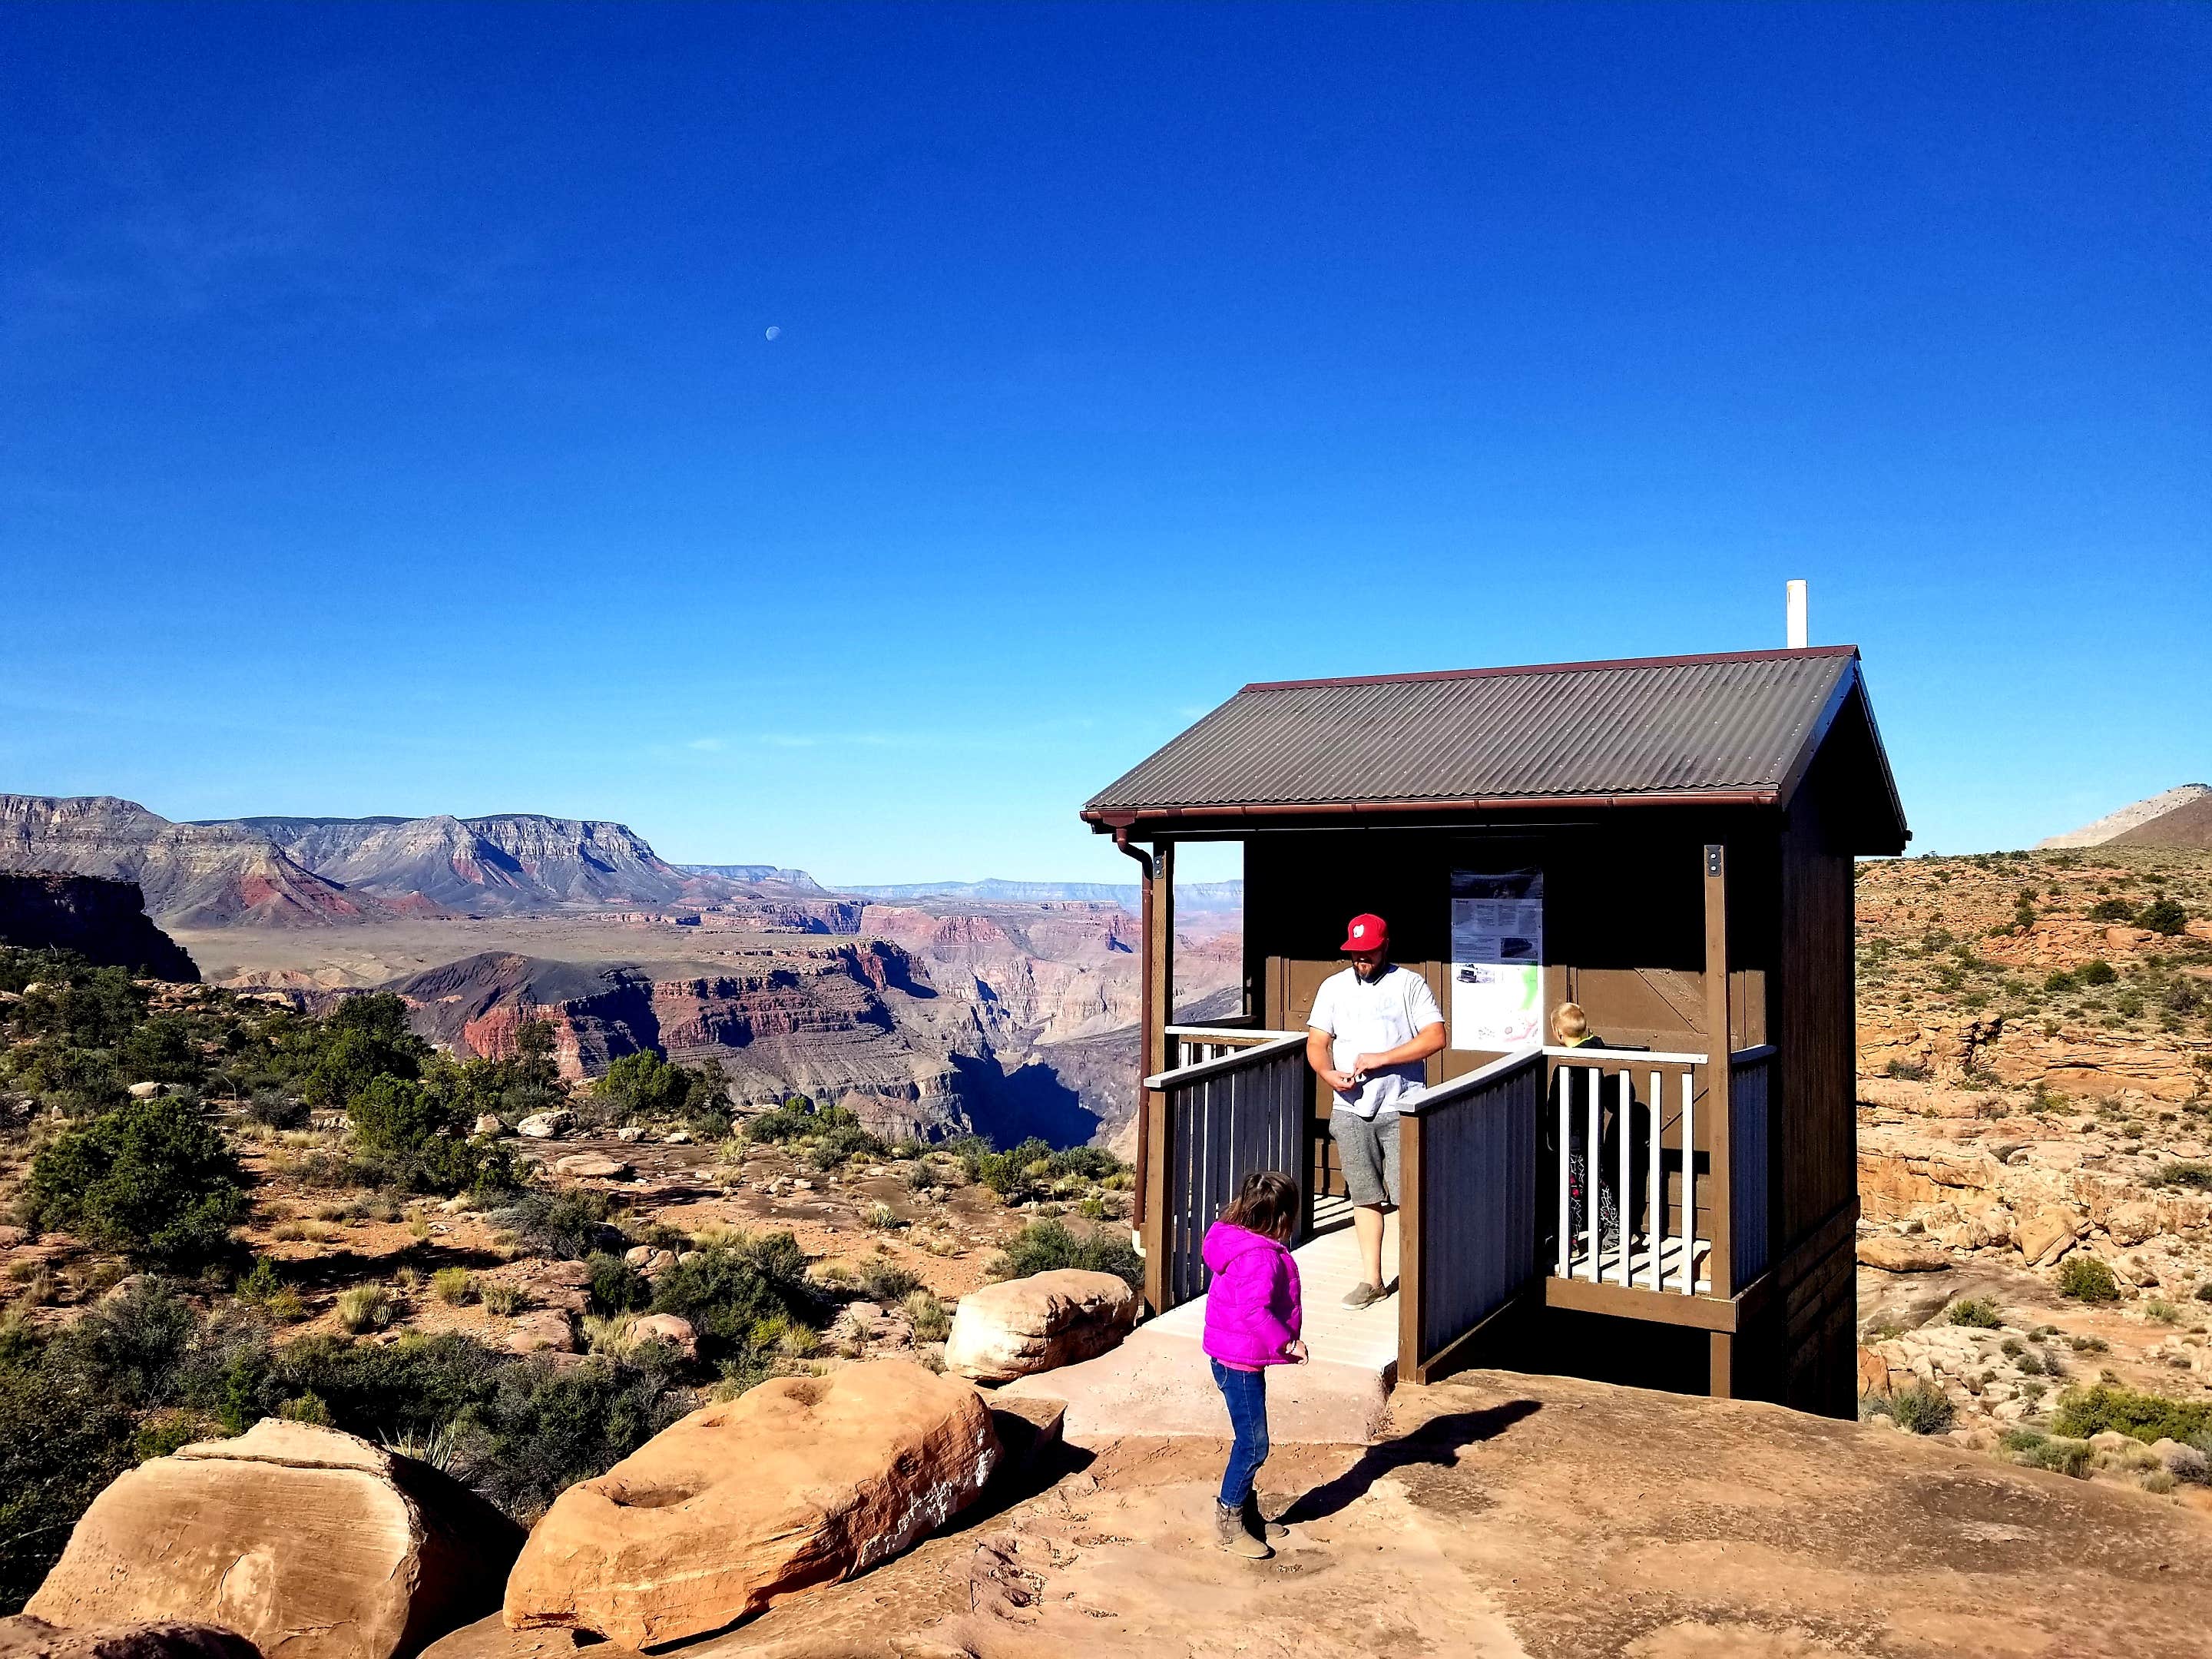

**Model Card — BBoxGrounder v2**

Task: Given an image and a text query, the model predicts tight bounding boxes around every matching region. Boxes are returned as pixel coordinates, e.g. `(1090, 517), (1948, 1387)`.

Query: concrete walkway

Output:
(998, 1220), (1402, 1447)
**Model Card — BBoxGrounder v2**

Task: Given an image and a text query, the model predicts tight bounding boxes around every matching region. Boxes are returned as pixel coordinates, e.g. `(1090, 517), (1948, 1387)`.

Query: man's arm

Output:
(1351, 1022), (1446, 1076)
(1307, 1025), (1356, 1094)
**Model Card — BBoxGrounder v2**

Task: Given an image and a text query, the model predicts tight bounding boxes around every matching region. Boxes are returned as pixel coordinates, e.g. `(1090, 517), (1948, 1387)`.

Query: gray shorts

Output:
(1330, 1108), (1401, 1209)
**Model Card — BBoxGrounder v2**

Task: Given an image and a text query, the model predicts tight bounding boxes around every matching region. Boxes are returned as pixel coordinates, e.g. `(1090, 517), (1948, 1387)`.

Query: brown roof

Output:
(1084, 645), (1906, 846)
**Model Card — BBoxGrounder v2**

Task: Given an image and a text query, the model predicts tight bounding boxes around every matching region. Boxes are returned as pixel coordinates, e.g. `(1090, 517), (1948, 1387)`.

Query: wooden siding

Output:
(1773, 741), (1859, 1255)
(1730, 1047), (1773, 1288)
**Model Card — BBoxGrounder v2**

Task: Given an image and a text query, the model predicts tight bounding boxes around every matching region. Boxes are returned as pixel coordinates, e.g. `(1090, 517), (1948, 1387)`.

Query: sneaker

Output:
(1215, 1500), (1273, 1558)
(1340, 1280), (1383, 1309)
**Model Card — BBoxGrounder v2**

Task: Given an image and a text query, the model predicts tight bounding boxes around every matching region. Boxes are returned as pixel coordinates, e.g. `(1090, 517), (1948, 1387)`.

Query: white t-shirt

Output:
(1306, 964), (1445, 1119)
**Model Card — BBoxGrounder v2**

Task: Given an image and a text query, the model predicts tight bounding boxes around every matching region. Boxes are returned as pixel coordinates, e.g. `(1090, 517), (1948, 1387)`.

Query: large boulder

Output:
(1853, 1234), (1949, 1273)
(25, 1420), (523, 1659)
(514, 1112), (571, 1141)
(502, 1360), (998, 1647)
(942, 1270), (1139, 1383)
(0, 1619), (259, 1659)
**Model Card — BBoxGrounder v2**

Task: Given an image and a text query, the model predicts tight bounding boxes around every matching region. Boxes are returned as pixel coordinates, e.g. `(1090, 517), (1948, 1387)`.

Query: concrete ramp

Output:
(999, 1221), (1401, 1447)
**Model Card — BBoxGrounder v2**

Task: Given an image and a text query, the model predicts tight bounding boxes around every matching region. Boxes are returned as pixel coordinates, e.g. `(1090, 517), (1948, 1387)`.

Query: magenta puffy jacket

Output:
(1200, 1221), (1303, 1368)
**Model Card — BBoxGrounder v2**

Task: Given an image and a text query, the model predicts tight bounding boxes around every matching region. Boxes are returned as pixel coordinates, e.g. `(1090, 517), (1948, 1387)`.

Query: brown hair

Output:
(1220, 1170), (1300, 1243)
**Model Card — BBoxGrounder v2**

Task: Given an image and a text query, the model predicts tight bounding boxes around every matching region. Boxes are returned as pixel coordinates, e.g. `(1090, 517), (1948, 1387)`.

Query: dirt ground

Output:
(680, 1368), (2212, 1659)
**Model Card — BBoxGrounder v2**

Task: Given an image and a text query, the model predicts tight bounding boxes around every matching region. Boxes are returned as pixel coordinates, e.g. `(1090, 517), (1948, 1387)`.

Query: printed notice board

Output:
(1449, 868), (1545, 1051)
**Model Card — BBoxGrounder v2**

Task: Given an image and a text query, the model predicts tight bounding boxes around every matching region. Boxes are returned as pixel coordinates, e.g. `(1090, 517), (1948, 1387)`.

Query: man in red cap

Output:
(1304, 913), (1445, 1307)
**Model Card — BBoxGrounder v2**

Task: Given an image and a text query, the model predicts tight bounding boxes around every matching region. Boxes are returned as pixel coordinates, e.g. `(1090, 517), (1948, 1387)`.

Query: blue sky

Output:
(2, 3), (2206, 885)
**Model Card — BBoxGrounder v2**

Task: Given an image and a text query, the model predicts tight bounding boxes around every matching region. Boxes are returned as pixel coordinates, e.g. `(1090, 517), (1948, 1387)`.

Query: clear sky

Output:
(3, 3), (2206, 885)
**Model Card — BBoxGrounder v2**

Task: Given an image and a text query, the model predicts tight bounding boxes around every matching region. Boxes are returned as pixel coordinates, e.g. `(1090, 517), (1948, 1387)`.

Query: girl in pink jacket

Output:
(1200, 1170), (1306, 1558)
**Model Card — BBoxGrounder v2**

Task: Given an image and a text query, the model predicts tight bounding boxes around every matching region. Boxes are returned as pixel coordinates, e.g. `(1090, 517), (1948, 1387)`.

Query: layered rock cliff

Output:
(0, 872), (199, 981)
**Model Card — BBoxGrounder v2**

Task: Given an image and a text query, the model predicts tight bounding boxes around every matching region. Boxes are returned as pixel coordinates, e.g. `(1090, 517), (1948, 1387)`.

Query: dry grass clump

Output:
(336, 1284), (396, 1334)
(431, 1267), (475, 1305)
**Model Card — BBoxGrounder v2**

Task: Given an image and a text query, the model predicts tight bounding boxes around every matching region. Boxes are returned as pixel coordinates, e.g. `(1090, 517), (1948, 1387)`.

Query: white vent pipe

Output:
(1786, 579), (1808, 650)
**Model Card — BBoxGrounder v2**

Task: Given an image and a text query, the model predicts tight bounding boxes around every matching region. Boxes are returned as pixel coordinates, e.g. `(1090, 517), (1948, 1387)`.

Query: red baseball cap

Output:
(1340, 913), (1387, 952)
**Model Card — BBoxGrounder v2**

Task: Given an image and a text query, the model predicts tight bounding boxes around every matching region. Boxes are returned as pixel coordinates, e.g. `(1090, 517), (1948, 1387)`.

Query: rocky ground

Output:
(1849, 846), (2212, 1492)
(668, 1369), (2212, 1658)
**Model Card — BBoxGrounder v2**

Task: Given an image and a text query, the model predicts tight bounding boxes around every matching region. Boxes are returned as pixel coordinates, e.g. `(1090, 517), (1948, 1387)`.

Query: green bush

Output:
(2051, 1382), (2212, 1445)
(22, 1096), (247, 1266)
(2058, 1256), (2121, 1303)
(2153, 1161), (2212, 1192)
(859, 1261), (922, 1303)
(2078, 959), (2118, 988)
(1885, 1385), (1957, 1435)
(2002, 1428), (2091, 1478)
(649, 1231), (822, 1376)
(431, 1267), (475, 1305)
(591, 1050), (724, 1132)
(492, 1187), (624, 1260)
(1945, 1296), (2002, 1329)
(336, 1285), (396, 1334)
(585, 1252), (651, 1316)
(2042, 969), (2077, 993)
(995, 1218), (1143, 1292)
(2088, 898), (2137, 925)
(904, 1289), (950, 1342)
(2137, 897), (2189, 937)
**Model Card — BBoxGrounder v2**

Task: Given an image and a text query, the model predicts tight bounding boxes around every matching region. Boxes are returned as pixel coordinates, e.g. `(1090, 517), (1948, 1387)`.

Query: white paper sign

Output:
(1449, 869), (1545, 1051)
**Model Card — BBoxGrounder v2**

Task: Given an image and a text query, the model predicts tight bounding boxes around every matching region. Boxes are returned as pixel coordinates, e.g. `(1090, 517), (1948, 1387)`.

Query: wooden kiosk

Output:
(1083, 645), (1907, 1416)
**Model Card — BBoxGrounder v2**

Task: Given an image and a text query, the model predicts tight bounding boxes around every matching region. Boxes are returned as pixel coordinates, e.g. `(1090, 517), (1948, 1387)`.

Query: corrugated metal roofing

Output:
(1084, 647), (1866, 818)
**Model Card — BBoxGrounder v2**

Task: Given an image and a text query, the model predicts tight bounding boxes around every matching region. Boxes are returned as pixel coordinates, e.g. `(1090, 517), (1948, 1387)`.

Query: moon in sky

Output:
(764, 326), (782, 340)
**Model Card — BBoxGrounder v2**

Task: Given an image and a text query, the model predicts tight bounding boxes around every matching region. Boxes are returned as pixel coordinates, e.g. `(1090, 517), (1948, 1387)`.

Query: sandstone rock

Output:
(24, 1420), (522, 1659)
(2106, 1200), (2163, 1247)
(473, 1114), (505, 1137)
(125, 1082), (172, 1100)
(502, 1361), (999, 1647)
(623, 1245), (652, 1267)
(1856, 1346), (1893, 1399)
(515, 1111), (571, 1140)
(419, 1616), (645, 1659)
(628, 1314), (696, 1361)
(613, 1127), (644, 1144)
(2151, 1439), (2208, 1482)
(527, 1262), (591, 1314)
(1853, 1234), (1949, 1273)
(507, 1312), (576, 1355)
(2019, 1207), (2080, 1266)
(661, 1131), (691, 1145)
(0, 1618), (260, 1659)
(553, 1154), (630, 1181)
(945, 1270), (1139, 1383)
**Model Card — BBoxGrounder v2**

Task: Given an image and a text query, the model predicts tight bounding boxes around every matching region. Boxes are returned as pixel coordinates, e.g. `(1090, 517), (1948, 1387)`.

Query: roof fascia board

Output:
(1241, 643), (1861, 694)
(1084, 787), (1782, 830)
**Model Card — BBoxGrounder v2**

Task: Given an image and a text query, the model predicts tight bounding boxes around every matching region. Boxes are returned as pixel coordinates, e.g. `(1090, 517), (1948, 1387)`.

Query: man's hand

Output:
(1318, 1067), (1358, 1094)
(1351, 1053), (1386, 1078)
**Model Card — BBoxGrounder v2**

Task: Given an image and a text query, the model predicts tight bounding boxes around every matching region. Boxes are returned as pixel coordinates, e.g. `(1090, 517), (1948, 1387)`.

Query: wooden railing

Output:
(1397, 1046), (1546, 1384)
(1730, 1044), (1775, 1290)
(1144, 1029), (1308, 1310)
(1548, 1046), (1709, 1295)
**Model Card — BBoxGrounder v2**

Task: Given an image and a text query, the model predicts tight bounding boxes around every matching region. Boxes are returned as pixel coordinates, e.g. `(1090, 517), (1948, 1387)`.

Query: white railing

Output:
(1163, 1024), (1300, 1069)
(1547, 1045), (1708, 1296)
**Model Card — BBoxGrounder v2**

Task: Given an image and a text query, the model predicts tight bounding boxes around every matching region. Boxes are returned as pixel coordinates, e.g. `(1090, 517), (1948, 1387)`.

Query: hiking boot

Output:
(1214, 1500), (1273, 1558)
(1341, 1280), (1383, 1309)
(1241, 1491), (1288, 1541)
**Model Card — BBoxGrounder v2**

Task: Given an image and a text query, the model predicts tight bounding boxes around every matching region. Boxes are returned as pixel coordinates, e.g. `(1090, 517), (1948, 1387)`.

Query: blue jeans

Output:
(1210, 1357), (1271, 1507)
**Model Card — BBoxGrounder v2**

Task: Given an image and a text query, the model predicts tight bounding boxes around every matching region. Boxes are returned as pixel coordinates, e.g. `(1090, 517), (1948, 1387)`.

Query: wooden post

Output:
(1139, 843), (1176, 1314)
(1397, 1108), (1425, 1383)
(1704, 843), (1734, 1318)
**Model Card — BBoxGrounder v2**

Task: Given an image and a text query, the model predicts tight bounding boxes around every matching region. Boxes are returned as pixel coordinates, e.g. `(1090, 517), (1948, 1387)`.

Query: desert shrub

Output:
(1045, 1145), (1124, 1182)
(859, 1261), (922, 1303)
(589, 1049), (720, 1128)
(117, 1015), (210, 1088)
(1885, 1385), (1957, 1435)
(2051, 1382), (2212, 1445)
(863, 1202), (899, 1230)
(492, 1187), (624, 1260)
(2002, 1429), (2091, 1478)
(431, 1267), (475, 1305)
(4, 1040), (129, 1114)
(2058, 1256), (2121, 1303)
(994, 1218), (1143, 1292)
(7, 965), (148, 1048)
(0, 1349), (139, 1608)
(1885, 1058), (1928, 1081)
(585, 1252), (651, 1316)
(21, 1096), (247, 1267)
(903, 1288), (950, 1342)
(2078, 960), (2118, 988)
(245, 1088), (309, 1129)
(1946, 1296), (2002, 1329)
(297, 996), (428, 1110)
(2043, 969), (2077, 993)
(347, 1071), (518, 1197)
(2144, 1299), (2182, 1324)
(2154, 1161), (2212, 1192)
(336, 1286), (396, 1334)
(482, 1281), (526, 1316)
(2195, 1282), (2212, 1303)
(2137, 897), (2189, 937)
(2088, 898), (2137, 924)
(649, 1231), (821, 1374)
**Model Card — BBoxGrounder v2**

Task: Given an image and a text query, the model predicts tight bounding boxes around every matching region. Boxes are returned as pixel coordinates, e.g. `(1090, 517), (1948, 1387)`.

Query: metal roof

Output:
(1084, 646), (1901, 833)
